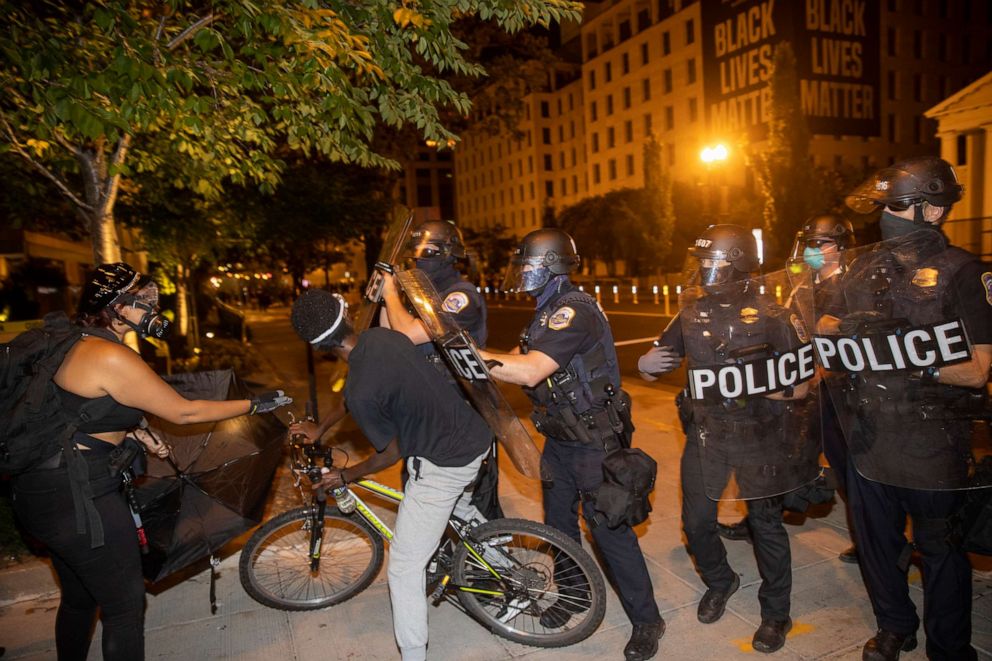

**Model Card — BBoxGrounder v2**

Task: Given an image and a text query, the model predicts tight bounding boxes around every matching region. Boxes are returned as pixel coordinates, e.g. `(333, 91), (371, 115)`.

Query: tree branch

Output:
(102, 133), (132, 215)
(166, 13), (219, 52)
(0, 115), (94, 212)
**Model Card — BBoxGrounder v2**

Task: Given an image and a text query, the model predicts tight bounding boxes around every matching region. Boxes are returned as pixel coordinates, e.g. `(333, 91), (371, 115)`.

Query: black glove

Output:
(249, 390), (293, 415)
(838, 311), (885, 335)
(638, 345), (682, 377)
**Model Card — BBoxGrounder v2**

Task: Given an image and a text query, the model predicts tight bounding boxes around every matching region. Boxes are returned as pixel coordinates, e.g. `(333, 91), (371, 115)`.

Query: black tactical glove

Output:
(838, 311), (885, 335)
(638, 345), (682, 379)
(249, 390), (293, 415)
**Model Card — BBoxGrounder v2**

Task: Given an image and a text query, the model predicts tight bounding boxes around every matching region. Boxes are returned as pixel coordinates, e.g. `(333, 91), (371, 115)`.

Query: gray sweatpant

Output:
(388, 452), (487, 661)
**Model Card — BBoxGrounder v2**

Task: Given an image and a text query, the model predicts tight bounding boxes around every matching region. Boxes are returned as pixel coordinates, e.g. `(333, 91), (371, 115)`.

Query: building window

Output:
(558, 126), (564, 142)
(687, 59), (697, 84)
(640, 42), (649, 65)
(913, 74), (922, 102)
(623, 87), (632, 109)
(662, 31), (671, 56)
(637, 8), (650, 31)
(543, 154), (552, 171)
(571, 148), (577, 166)
(545, 181), (554, 198)
(642, 78), (651, 101)
(540, 101), (550, 118)
(568, 94), (574, 111)
(607, 127), (615, 149)
(888, 113), (897, 141)
(624, 120), (633, 143)
(622, 52), (630, 75)
(619, 19), (631, 42)
(542, 127), (552, 144)
(608, 159), (617, 180)
(665, 106), (674, 130)
(590, 101), (598, 122)
(560, 178), (567, 196)
(606, 95), (614, 116)
(962, 34), (972, 65)
(887, 28), (897, 56)
(593, 163), (601, 184)
(914, 116), (923, 144)
(589, 70), (597, 90)
(592, 133), (600, 153)
(559, 152), (565, 168)
(626, 154), (635, 176)
(570, 121), (575, 139)
(664, 69), (673, 93)
(888, 71), (898, 100)
(644, 113), (653, 135)
(685, 19), (695, 45)
(938, 34), (948, 62)
(956, 134), (967, 165)
(605, 61), (613, 83)
(668, 143), (675, 166)
(688, 98), (698, 122)
(913, 31), (922, 58)
(572, 174), (578, 193)
(530, 181), (535, 198)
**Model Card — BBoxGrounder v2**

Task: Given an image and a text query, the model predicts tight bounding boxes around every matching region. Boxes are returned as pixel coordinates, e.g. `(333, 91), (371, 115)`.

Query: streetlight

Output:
(699, 143), (730, 221)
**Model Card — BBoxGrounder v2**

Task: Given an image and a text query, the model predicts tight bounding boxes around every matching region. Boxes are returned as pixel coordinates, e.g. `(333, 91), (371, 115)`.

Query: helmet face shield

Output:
(846, 158), (963, 214)
(502, 256), (551, 293)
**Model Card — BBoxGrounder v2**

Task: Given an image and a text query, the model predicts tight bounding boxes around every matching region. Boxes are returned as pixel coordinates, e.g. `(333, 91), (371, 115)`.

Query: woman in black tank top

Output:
(11, 263), (292, 661)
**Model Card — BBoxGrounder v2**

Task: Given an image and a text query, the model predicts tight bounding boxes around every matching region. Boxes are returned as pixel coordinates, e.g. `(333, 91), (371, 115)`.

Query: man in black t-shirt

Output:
(290, 289), (490, 661)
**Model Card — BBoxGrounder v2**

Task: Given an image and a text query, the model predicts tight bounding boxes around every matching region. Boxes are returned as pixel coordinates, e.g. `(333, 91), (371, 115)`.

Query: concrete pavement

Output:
(2, 306), (991, 660)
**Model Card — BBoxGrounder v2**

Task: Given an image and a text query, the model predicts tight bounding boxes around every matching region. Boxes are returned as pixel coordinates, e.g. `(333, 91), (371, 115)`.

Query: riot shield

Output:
(354, 206), (415, 333)
(811, 230), (991, 490)
(395, 268), (545, 480)
(679, 269), (822, 500)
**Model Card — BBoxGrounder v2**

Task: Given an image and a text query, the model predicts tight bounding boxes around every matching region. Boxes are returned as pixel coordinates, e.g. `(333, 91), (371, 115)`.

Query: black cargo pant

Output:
(846, 461), (976, 661)
(13, 450), (145, 661)
(541, 437), (661, 626)
(681, 430), (791, 620)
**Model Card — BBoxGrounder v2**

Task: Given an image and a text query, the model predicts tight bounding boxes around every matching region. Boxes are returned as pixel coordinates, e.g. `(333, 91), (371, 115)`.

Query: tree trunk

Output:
(175, 264), (189, 338)
(90, 207), (122, 264)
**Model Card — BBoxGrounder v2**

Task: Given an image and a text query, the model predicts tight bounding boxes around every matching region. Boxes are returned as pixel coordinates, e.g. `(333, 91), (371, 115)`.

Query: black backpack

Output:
(594, 448), (658, 529)
(1, 312), (114, 546)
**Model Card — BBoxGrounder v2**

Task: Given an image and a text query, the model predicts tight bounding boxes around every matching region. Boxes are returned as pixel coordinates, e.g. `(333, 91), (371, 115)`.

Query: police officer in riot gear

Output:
(717, 215), (859, 564)
(640, 224), (819, 654)
(480, 228), (664, 661)
(838, 157), (992, 661)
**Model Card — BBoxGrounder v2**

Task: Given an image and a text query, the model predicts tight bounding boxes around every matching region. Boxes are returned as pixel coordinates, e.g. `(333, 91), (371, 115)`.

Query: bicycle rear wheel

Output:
(452, 518), (606, 647)
(239, 506), (384, 611)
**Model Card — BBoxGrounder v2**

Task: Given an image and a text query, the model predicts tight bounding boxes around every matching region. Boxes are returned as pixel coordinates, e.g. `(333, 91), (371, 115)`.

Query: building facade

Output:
(453, 0), (992, 240)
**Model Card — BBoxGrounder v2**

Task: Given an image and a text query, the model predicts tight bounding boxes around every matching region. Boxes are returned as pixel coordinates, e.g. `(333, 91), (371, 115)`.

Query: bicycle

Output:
(239, 430), (607, 648)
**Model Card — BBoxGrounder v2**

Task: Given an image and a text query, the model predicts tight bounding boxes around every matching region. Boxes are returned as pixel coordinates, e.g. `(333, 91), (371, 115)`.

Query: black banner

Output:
(687, 343), (817, 401)
(701, 0), (880, 138)
(813, 319), (973, 373)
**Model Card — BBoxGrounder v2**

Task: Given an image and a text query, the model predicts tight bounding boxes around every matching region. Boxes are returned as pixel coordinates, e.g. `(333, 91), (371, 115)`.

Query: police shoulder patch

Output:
(982, 272), (992, 306)
(548, 306), (576, 330)
(790, 313), (810, 343)
(442, 291), (470, 314)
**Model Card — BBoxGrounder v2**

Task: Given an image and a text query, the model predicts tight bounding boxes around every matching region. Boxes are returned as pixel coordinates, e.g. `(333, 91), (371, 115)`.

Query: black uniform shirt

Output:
(526, 285), (602, 369)
(344, 328), (492, 466)
(954, 260), (992, 344)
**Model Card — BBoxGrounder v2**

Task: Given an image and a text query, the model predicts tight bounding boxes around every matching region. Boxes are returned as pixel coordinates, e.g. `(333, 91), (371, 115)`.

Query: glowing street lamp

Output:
(699, 143), (729, 164)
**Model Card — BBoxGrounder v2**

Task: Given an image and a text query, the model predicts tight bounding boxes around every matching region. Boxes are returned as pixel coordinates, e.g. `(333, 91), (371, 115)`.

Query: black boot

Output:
(838, 545), (859, 564)
(862, 630), (917, 661)
(752, 617), (793, 653)
(697, 573), (740, 623)
(717, 517), (753, 542)
(623, 620), (665, 661)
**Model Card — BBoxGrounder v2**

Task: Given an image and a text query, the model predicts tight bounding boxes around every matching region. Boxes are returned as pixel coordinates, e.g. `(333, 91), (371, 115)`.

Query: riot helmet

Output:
(687, 224), (759, 286)
(291, 288), (353, 351)
(789, 214), (855, 272)
(78, 263), (172, 339)
(502, 228), (580, 293)
(406, 220), (466, 260)
(845, 157), (963, 215)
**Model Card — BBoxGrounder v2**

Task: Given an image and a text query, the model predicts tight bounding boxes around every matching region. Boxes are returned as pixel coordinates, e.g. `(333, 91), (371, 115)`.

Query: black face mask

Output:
(415, 258), (454, 277)
(879, 210), (940, 240)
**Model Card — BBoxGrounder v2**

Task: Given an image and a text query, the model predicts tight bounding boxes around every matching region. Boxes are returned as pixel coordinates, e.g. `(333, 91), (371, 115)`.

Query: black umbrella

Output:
(133, 369), (286, 583)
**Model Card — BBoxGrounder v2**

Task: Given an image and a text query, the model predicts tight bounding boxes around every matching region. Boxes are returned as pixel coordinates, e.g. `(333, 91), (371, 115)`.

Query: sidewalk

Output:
(2, 310), (991, 660)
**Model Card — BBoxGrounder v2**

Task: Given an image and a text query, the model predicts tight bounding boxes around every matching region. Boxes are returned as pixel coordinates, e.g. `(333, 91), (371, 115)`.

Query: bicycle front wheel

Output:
(452, 518), (606, 648)
(239, 506), (384, 611)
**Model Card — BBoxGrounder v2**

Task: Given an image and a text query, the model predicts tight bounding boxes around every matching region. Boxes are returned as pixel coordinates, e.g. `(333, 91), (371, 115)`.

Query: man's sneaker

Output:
(623, 620), (665, 661)
(717, 518), (753, 541)
(697, 573), (740, 624)
(752, 617), (793, 653)
(862, 629), (918, 661)
(839, 545), (859, 564)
